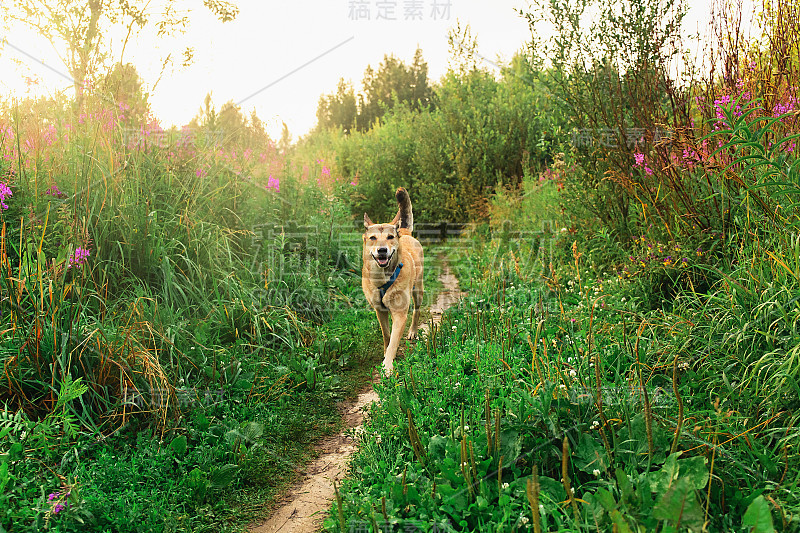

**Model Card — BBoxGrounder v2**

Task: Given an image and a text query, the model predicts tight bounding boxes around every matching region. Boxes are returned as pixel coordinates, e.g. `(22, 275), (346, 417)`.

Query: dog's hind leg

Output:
(376, 309), (391, 350)
(382, 310), (408, 375)
(408, 280), (423, 340)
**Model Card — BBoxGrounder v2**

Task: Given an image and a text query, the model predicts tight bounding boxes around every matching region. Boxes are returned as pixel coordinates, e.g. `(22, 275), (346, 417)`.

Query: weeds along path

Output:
(250, 257), (464, 533)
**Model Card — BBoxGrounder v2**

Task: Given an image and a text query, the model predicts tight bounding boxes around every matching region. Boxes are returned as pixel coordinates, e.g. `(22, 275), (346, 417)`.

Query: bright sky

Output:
(0, 0), (721, 140)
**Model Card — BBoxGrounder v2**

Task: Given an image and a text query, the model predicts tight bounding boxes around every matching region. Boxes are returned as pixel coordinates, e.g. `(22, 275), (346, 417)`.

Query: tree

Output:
(316, 78), (358, 134)
(99, 62), (150, 124)
(315, 47), (434, 133)
(1, 0), (239, 108)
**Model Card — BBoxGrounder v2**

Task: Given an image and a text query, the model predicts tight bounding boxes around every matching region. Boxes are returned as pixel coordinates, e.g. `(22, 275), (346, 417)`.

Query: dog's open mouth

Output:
(373, 251), (394, 268)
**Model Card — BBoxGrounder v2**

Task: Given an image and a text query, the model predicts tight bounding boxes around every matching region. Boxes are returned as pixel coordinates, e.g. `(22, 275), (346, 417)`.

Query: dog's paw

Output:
(381, 358), (394, 377)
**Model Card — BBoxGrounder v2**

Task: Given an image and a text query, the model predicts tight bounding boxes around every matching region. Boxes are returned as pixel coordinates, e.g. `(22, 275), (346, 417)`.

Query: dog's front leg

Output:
(382, 310), (408, 376)
(375, 309), (391, 349)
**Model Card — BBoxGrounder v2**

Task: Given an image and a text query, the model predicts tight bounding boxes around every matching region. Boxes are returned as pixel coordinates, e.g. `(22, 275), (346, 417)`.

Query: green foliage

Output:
(328, 53), (563, 224)
(328, 232), (796, 531)
(316, 48), (434, 134)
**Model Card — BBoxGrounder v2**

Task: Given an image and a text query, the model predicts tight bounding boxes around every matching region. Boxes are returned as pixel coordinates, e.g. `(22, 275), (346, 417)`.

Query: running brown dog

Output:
(362, 188), (424, 375)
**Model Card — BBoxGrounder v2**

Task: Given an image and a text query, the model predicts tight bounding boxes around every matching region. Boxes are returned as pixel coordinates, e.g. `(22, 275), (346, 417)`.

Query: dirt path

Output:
(249, 258), (464, 533)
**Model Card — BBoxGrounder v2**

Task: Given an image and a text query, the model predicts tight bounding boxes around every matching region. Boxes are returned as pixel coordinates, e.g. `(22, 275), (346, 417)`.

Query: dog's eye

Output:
(369, 236), (377, 241)
(387, 235), (395, 240)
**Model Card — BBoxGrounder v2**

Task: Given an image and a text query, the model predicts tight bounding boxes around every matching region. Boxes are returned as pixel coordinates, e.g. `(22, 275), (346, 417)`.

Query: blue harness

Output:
(378, 263), (403, 307)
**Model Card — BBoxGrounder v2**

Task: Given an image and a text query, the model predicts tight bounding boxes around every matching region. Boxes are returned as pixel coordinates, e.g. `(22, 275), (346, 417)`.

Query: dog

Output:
(362, 187), (424, 375)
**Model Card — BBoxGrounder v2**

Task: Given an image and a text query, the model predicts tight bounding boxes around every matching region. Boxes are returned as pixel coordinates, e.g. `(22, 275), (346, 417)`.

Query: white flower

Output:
(593, 469), (601, 477)
(591, 420), (600, 430)
(452, 325), (457, 331)
(464, 425), (470, 431)
(569, 369), (577, 378)
(502, 482), (509, 490)
(520, 516), (530, 525)
(621, 297), (626, 302)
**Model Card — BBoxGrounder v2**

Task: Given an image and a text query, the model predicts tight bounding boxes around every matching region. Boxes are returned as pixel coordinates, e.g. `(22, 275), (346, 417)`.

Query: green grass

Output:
(325, 232), (799, 532)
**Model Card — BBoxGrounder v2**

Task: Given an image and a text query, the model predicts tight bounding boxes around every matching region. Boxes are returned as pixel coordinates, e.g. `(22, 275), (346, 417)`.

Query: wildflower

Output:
(321, 166), (331, 177)
(266, 176), (280, 192)
(68, 247), (91, 268)
(520, 516), (530, 525)
(593, 469), (601, 477)
(569, 369), (577, 379)
(45, 185), (66, 198)
(634, 153), (645, 166)
(53, 503), (65, 514)
(502, 482), (509, 490)
(48, 492), (59, 502)
(591, 420), (600, 430)
(0, 182), (12, 209)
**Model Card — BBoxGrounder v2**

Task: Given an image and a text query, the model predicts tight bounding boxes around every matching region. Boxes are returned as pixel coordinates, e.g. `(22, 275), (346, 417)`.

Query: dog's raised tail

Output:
(392, 187), (414, 232)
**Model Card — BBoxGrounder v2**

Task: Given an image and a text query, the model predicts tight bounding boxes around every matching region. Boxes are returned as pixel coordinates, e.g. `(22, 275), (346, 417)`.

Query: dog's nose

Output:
(377, 247), (388, 255)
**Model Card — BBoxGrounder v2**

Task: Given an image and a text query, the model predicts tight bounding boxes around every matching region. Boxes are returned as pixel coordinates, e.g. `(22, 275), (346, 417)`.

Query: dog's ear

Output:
(390, 208), (401, 226)
(363, 213), (374, 228)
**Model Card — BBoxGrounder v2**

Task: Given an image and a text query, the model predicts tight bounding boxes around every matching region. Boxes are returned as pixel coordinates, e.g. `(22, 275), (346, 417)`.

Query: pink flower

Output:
(634, 153), (645, 166)
(68, 247), (91, 268)
(0, 182), (12, 210)
(266, 176), (280, 192)
(45, 185), (66, 198)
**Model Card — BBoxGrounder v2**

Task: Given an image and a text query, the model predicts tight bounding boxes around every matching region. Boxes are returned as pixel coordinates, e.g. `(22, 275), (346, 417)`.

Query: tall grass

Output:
(0, 91), (360, 432)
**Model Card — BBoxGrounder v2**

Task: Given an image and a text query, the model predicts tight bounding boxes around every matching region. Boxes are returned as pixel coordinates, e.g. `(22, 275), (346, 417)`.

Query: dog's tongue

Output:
(377, 257), (389, 267)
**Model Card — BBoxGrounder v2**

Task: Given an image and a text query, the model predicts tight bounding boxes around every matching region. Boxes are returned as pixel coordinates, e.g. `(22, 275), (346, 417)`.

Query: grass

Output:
(3, 4), (800, 529)
(0, 91), (389, 531)
(326, 224), (799, 532)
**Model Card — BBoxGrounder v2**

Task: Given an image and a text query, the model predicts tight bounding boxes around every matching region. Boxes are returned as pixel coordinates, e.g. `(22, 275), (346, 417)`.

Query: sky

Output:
(0, 0), (720, 140)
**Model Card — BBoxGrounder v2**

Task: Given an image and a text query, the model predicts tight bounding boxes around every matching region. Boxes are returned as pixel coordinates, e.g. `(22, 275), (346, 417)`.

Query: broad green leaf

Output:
(652, 478), (704, 531)
(649, 453), (679, 493)
(209, 464), (239, 489)
(678, 456), (709, 491)
(742, 495), (775, 533)
(594, 488), (618, 512)
(169, 435), (187, 456)
(609, 510), (635, 533)
(427, 435), (448, 459)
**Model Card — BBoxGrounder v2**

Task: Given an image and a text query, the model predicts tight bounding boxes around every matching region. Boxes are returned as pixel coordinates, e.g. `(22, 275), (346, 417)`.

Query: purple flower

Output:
(266, 176), (280, 192)
(68, 247), (91, 268)
(0, 182), (11, 210)
(53, 503), (65, 514)
(45, 185), (65, 198)
(48, 492), (59, 502)
(634, 153), (645, 166)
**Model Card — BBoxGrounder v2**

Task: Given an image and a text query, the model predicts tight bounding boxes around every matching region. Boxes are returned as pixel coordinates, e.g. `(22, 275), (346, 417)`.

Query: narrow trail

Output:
(249, 258), (464, 533)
